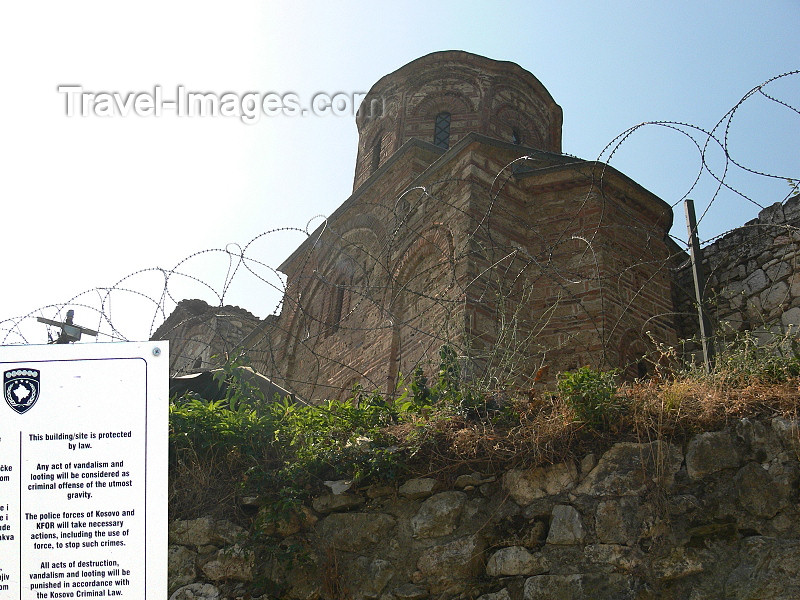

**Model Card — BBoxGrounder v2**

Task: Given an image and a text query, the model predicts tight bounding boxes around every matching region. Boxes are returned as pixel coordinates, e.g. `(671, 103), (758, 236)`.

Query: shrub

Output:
(169, 355), (410, 521)
(557, 366), (620, 429)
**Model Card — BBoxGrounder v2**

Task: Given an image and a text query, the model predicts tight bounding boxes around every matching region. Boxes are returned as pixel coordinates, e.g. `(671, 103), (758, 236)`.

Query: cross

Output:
(37, 310), (98, 344)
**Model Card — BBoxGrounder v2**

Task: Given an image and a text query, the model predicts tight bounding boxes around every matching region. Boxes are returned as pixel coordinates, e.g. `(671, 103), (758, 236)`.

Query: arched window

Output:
(433, 112), (451, 149)
(511, 127), (522, 145)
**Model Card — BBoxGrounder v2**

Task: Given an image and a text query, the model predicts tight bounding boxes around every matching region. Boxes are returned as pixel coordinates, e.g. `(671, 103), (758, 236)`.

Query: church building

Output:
(156, 51), (680, 401)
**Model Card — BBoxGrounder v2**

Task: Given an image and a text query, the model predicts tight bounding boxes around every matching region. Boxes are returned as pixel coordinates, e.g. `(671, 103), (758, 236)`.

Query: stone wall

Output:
(151, 299), (264, 375)
(675, 195), (800, 347)
(168, 417), (800, 600)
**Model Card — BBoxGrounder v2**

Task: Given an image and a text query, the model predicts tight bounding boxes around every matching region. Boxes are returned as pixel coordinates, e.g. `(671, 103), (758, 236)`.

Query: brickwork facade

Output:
(156, 52), (799, 401)
(352, 51), (562, 191)
(234, 51), (678, 400)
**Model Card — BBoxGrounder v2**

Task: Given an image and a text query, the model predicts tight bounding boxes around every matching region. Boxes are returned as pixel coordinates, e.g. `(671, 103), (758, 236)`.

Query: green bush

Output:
(169, 355), (409, 517)
(557, 366), (620, 429)
(170, 345), (510, 520)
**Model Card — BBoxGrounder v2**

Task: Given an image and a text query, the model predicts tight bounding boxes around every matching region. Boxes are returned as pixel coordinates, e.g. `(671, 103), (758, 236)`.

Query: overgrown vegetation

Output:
(169, 346), (478, 520)
(687, 329), (800, 385)
(169, 331), (800, 525)
(557, 366), (621, 429)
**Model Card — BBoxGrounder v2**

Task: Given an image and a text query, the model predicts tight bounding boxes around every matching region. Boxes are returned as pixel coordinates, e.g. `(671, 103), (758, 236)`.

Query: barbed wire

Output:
(1, 72), (798, 403)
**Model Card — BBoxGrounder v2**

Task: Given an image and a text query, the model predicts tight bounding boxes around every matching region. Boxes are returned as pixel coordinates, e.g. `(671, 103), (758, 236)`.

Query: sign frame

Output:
(0, 342), (168, 600)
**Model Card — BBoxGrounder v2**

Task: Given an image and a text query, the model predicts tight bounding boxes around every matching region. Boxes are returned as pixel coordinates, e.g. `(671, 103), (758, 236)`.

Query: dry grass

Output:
(169, 445), (258, 523)
(168, 335), (800, 522)
(391, 375), (800, 480)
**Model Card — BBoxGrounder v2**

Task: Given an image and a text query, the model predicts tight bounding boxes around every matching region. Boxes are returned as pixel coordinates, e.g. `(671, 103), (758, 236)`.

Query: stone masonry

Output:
(674, 194), (800, 350)
(168, 417), (800, 600)
(152, 299), (262, 374)
(238, 51), (676, 400)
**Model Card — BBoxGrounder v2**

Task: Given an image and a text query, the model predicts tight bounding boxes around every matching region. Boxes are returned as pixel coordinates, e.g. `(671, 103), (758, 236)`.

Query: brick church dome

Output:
(353, 50), (563, 190)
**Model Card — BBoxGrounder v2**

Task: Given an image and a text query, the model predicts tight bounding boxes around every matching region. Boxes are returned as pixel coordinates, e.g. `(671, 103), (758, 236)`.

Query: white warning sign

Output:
(0, 342), (168, 599)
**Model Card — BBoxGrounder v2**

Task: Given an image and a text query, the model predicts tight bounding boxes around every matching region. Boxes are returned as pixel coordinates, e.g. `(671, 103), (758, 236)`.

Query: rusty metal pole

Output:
(684, 199), (715, 372)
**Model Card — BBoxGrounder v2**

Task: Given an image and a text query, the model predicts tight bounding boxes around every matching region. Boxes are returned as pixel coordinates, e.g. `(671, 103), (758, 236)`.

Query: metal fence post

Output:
(684, 199), (715, 372)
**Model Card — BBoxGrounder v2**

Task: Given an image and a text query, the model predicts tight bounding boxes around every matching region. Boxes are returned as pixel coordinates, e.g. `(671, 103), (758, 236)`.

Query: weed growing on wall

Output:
(169, 332), (800, 527)
(169, 347), (502, 518)
(557, 366), (621, 429)
(700, 329), (800, 385)
(170, 359), (402, 520)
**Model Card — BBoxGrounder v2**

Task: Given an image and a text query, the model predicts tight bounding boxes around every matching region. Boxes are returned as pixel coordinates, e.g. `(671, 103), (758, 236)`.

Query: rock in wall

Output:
(168, 417), (800, 600)
(675, 195), (800, 347)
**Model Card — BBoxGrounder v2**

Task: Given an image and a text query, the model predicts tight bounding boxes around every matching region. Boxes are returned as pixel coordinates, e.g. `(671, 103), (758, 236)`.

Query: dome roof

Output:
(353, 51), (563, 190)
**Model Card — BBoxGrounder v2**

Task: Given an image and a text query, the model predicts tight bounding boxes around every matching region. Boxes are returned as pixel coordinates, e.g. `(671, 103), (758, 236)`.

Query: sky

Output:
(1, 1), (798, 344)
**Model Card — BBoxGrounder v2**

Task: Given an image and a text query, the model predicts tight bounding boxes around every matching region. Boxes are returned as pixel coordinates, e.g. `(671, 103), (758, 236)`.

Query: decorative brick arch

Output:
(393, 224), (455, 291)
(492, 104), (543, 148)
(328, 214), (386, 305)
(386, 225), (456, 395)
(619, 329), (650, 380)
(487, 81), (561, 152)
(310, 212), (385, 290)
(284, 276), (326, 349)
(353, 51), (563, 189)
(409, 90), (476, 119)
(408, 88), (477, 149)
(336, 213), (385, 256)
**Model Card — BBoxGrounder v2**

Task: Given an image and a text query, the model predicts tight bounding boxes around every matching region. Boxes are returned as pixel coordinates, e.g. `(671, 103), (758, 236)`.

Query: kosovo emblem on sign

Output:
(4, 369), (40, 414)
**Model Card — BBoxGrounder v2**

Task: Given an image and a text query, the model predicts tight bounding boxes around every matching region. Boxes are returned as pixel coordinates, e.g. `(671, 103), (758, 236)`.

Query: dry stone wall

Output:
(151, 299), (263, 375)
(675, 195), (800, 346)
(168, 417), (800, 600)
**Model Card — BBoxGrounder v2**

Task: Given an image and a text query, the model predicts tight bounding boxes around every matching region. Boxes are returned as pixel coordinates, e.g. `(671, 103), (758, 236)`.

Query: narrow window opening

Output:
(433, 112), (451, 149)
(371, 136), (382, 173)
(512, 128), (522, 145)
(327, 285), (346, 336)
(636, 360), (648, 379)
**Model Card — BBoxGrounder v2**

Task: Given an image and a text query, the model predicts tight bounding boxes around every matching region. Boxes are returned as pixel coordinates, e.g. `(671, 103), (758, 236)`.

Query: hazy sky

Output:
(1, 1), (798, 343)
